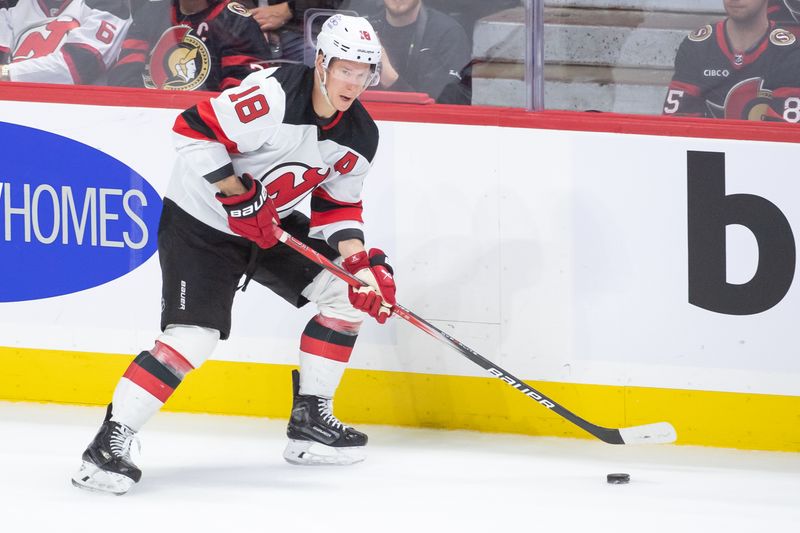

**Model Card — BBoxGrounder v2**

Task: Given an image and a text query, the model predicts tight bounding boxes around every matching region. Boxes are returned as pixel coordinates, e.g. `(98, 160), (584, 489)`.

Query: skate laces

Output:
(109, 423), (140, 460)
(317, 398), (348, 430)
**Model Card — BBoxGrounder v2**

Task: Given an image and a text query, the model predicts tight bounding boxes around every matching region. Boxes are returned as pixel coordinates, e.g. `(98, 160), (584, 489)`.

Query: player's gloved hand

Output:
(343, 249), (396, 324)
(216, 173), (280, 249)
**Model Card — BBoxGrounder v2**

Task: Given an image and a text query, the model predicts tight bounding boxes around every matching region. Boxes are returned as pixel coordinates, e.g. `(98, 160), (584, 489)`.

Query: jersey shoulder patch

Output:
(226, 1), (251, 17)
(688, 24), (713, 42)
(770, 28), (796, 46)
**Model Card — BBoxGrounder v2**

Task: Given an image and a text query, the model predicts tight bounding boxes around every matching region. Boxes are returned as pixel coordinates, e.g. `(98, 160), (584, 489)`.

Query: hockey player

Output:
(663, 0), (800, 121)
(72, 14), (395, 495)
(107, 0), (274, 91)
(0, 0), (131, 84)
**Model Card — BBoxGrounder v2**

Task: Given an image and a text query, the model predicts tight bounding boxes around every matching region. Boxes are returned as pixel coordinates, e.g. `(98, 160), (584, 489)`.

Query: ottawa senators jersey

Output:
(169, 64), (379, 246)
(0, 0), (131, 84)
(107, 0), (273, 91)
(769, 0), (800, 36)
(663, 20), (800, 122)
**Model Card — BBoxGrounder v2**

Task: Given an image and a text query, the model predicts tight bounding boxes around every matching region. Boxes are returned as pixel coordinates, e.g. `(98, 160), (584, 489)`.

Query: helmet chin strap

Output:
(316, 66), (336, 112)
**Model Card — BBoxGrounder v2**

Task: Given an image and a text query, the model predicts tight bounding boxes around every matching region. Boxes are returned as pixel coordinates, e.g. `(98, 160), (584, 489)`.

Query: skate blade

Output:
(283, 439), (365, 466)
(71, 461), (135, 495)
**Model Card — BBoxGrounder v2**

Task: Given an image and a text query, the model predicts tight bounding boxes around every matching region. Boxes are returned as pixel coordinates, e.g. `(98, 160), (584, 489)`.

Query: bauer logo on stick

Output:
(487, 368), (556, 408)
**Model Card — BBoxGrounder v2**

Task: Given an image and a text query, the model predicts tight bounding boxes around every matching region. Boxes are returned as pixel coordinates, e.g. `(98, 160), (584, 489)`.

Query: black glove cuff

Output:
(217, 174), (267, 218)
(369, 251), (394, 275)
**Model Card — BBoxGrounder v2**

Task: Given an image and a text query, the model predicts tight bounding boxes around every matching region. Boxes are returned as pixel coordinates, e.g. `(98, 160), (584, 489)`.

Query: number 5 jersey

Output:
(0, 0), (131, 84)
(169, 64), (379, 248)
(663, 20), (800, 121)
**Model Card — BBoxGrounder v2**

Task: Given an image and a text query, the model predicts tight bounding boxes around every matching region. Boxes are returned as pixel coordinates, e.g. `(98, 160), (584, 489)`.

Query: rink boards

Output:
(0, 84), (798, 452)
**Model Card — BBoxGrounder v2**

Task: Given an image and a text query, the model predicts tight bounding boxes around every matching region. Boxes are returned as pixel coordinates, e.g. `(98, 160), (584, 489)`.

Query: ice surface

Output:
(1, 401), (798, 532)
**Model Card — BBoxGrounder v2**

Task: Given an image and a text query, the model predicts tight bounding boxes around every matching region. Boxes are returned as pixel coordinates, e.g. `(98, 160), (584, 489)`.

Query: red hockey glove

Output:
(216, 174), (280, 249)
(343, 249), (396, 324)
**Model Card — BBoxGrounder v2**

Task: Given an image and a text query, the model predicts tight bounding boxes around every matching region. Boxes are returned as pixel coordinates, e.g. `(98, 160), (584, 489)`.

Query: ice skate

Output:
(71, 406), (141, 495)
(283, 370), (367, 465)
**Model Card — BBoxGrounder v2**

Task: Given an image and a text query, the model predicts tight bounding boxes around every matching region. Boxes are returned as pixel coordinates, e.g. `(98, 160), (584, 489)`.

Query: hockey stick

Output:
(273, 227), (677, 445)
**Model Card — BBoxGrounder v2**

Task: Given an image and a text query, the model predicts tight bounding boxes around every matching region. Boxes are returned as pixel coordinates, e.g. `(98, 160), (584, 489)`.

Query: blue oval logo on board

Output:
(0, 122), (162, 302)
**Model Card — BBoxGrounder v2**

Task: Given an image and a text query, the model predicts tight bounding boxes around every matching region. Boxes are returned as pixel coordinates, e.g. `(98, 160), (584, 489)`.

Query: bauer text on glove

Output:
(216, 174), (280, 249)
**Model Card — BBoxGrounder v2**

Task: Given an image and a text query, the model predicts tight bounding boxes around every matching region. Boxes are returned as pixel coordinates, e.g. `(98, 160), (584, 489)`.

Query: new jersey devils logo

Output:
(145, 25), (210, 90)
(12, 17), (80, 61)
(262, 163), (331, 212)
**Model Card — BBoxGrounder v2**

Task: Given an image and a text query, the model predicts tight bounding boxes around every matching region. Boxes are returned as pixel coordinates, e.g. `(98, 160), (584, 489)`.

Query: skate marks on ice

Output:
(0, 402), (798, 532)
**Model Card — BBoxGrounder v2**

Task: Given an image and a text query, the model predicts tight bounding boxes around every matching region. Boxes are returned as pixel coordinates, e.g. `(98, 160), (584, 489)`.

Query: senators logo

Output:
(145, 25), (210, 91)
(689, 25), (713, 42)
(707, 77), (775, 120)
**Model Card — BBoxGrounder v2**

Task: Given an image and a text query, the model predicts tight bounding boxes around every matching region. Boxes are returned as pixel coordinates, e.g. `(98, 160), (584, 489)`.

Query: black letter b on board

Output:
(687, 150), (795, 315)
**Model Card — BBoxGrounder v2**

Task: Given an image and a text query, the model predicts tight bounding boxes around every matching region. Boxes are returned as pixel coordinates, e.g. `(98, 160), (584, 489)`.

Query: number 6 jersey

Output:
(0, 0), (131, 84)
(170, 63), (379, 248)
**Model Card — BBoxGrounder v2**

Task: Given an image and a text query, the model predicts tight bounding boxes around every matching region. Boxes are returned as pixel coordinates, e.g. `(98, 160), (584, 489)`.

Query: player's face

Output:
(322, 59), (374, 111)
(724, 0), (769, 22)
(384, 0), (422, 18)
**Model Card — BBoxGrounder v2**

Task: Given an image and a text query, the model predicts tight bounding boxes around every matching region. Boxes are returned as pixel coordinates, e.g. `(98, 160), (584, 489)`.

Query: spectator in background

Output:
(0, 0), (131, 85)
(249, 0), (295, 59)
(108, 0), (274, 91)
(249, 1), (347, 62)
(366, 0), (470, 103)
(663, 0), (800, 122)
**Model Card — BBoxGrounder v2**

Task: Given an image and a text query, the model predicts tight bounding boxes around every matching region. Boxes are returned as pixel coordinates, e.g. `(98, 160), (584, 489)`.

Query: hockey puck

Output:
(606, 473), (630, 484)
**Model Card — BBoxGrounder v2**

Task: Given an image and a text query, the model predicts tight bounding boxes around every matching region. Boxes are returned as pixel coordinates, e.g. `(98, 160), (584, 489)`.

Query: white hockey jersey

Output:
(171, 63), (379, 247)
(0, 0), (131, 84)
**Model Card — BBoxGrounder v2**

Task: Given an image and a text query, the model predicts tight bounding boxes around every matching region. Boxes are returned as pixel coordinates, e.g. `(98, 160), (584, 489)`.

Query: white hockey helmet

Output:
(316, 14), (381, 87)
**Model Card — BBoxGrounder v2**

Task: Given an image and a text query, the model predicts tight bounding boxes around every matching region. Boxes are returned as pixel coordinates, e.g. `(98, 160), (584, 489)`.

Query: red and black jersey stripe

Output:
(310, 187), (363, 226)
(176, 105), (218, 142)
(174, 102), (239, 152)
(61, 43), (105, 85)
(114, 38), (149, 68)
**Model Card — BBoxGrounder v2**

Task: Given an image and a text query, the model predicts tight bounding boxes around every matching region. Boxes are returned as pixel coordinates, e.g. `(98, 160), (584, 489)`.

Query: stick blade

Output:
(618, 422), (677, 445)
